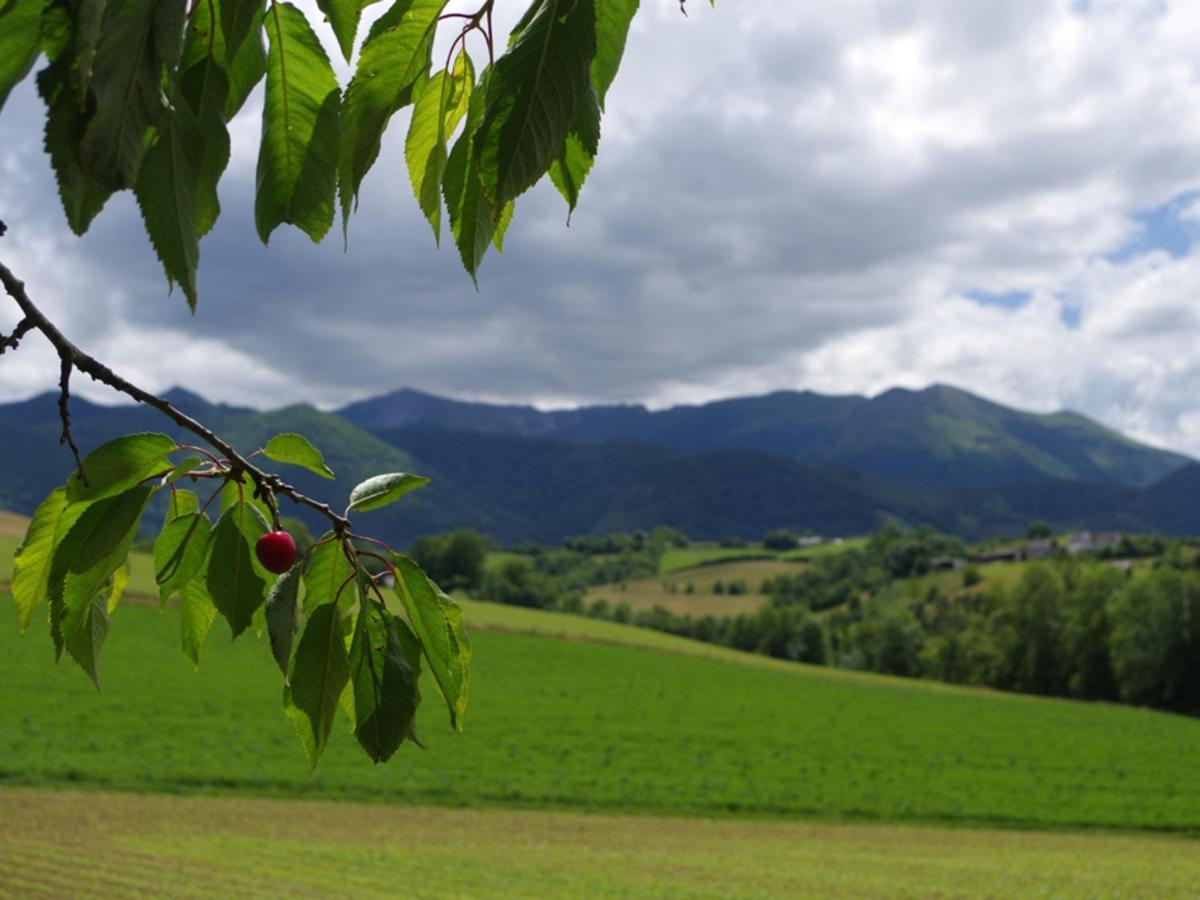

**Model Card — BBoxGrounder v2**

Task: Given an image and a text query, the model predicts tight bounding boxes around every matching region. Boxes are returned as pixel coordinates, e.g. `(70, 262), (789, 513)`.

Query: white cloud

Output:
(5, 2), (1200, 455)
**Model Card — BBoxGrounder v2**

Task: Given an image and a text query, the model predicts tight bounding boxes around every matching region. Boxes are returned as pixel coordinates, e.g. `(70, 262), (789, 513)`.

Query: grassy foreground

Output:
(2, 788), (1198, 899)
(3, 599), (1200, 831)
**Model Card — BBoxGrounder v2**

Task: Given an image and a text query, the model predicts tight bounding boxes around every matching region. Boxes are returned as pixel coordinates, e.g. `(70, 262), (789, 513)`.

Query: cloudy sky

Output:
(5, 1), (1200, 454)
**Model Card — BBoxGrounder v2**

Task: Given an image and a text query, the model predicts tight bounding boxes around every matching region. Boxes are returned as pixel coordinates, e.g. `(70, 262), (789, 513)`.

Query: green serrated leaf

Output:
(547, 132), (593, 215)
(153, 512), (211, 605)
(475, 0), (597, 210)
(592, 0), (638, 110)
(179, 55), (231, 238)
(350, 593), (420, 763)
(492, 199), (514, 252)
(11, 487), (67, 633)
(134, 86), (205, 309)
(51, 486), (154, 686)
(219, 0), (263, 59)
(219, 470), (272, 530)
(263, 432), (335, 479)
(167, 487), (200, 521)
(256, 1), (340, 244)
(347, 472), (429, 513)
(164, 457), (203, 485)
(182, 0), (266, 122)
(0, 0), (44, 113)
(39, 60), (113, 234)
(153, 0), (187, 71)
(180, 576), (217, 667)
(284, 599), (350, 770)
(222, 11), (266, 119)
(315, 0), (377, 62)
(66, 433), (176, 504)
(338, 0), (443, 232)
(206, 502), (268, 638)
(443, 66), (494, 280)
(405, 49), (473, 243)
(79, 0), (170, 189)
(303, 536), (354, 614)
(105, 560), (130, 615)
(266, 564), (302, 676)
(391, 554), (470, 730)
(74, 0), (107, 99)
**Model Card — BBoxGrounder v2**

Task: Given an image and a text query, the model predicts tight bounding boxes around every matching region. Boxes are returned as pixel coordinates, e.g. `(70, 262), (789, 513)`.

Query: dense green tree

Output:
(409, 529), (487, 592)
(481, 558), (557, 610)
(1108, 568), (1200, 710)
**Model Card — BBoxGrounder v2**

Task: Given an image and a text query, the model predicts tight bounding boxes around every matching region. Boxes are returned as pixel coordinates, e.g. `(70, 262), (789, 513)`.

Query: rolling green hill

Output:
(2, 386), (1200, 546)
(341, 384), (1190, 489)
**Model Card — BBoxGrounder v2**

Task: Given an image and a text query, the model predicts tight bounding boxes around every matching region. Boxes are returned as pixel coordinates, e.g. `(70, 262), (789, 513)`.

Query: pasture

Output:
(2, 599), (1199, 831)
(584, 558), (806, 617)
(2, 788), (1198, 898)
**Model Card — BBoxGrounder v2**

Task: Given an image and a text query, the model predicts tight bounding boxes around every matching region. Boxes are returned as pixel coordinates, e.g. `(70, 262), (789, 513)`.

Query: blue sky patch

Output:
(1108, 190), (1200, 262)
(964, 289), (1032, 311)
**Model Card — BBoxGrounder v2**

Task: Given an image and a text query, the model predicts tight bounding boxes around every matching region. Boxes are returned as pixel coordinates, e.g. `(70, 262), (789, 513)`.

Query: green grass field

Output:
(658, 538), (866, 575)
(2, 788), (1197, 899)
(3, 597), (1200, 831)
(584, 558), (807, 617)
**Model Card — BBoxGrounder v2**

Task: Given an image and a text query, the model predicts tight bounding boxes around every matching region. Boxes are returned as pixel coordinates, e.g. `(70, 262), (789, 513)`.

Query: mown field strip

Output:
(1, 788), (1198, 899)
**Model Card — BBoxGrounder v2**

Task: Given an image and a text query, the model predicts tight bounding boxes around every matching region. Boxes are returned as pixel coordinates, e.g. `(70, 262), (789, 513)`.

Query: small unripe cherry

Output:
(256, 530), (297, 574)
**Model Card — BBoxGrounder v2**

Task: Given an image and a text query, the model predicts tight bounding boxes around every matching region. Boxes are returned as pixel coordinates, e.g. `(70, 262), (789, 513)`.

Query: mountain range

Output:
(0, 383), (1197, 545)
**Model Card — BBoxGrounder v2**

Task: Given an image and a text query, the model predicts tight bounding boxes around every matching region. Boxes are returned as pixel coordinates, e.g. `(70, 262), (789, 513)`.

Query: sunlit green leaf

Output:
(390, 554), (470, 730)
(349, 592), (420, 762)
(219, 0), (263, 60)
(266, 564), (302, 676)
(153, 512), (211, 605)
(263, 432), (335, 479)
(315, 0), (378, 62)
(0, 0), (44, 113)
(219, 470), (272, 530)
(443, 66), (493, 280)
(405, 49), (473, 243)
(51, 486), (154, 686)
(339, 0), (442, 231)
(206, 501), (268, 638)
(182, 0), (265, 122)
(104, 560), (130, 615)
(180, 576), (218, 667)
(66, 433), (177, 504)
(303, 536), (354, 614)
(167, 488), (200, 521)
(285, 599), (350, 769)
(475, 0), (597, 209)
(347, 472), (429, 513)
(256, 1), (340, 244)
(592, 0), (638, 109)
(11, 487), (67, 633)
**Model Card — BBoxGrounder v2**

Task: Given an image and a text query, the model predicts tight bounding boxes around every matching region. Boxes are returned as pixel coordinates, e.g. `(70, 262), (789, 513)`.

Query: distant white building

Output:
(1066, 531), (1121, 555)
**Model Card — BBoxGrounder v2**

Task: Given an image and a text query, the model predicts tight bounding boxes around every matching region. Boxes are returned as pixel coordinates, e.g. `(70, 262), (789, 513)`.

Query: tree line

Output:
(409, 523), (1200, 716)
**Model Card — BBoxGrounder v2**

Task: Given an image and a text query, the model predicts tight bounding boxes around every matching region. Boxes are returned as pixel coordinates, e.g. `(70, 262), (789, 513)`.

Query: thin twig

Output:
(56, 353), (86, 483)
(0, 317), (33, 354)
(0, 257), (352, 533)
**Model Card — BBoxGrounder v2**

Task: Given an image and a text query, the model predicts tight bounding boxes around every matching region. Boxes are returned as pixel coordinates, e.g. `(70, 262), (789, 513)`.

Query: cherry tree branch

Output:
(0, 254), (351, 533)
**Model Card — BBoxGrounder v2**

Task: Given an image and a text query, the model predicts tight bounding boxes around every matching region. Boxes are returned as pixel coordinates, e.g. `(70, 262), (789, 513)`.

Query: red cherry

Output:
(256, 530), (297, 574)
